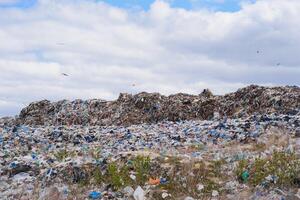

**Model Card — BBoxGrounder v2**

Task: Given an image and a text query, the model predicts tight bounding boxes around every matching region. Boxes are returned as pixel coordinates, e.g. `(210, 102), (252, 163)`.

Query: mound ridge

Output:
(17, 85), (300, 126)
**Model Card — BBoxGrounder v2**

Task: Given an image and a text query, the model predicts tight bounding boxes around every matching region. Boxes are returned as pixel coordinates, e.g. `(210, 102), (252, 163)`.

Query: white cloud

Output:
(0, 0), (299, 116)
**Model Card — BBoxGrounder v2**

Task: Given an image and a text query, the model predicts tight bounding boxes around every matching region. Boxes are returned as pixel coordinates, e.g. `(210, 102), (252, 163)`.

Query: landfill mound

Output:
(1, 85), (300, 200)
(17, 85), (300, 126)
(1, 113), (300, 199)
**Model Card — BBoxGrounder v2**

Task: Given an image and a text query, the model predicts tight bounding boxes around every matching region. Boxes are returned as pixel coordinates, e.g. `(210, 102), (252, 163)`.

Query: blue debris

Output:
(89, 191), (102, 199)
(160, 178), (168, 184)
(9, 162), (17, 169)
(31, 153), (37, 160)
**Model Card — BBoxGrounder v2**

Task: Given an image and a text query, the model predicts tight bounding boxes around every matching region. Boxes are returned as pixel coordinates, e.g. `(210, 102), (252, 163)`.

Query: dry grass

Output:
(157, 158), (227, 199)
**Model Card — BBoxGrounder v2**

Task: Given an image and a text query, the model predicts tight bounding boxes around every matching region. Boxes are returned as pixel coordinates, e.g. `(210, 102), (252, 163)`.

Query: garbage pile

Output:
(0, 117), (15, 127)
(1, 111), (300, 199)
(219, 85), (300, 117)
(17, 85), (300, 126)
(1, 85), (300, 199)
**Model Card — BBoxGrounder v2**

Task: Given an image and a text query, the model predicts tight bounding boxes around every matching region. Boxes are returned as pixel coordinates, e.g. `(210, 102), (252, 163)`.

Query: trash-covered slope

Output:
(1, 113), (300, 199)
(220, 85), (300, 117)
(17, 85), (300, 126)
(1, 85), (300, 200)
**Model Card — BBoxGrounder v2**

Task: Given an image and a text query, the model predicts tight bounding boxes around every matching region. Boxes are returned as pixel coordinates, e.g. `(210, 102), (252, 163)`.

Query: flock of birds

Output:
(0, 48), (285, 115)
(59, 50), (281, 88)
(256, 50), (281, 66)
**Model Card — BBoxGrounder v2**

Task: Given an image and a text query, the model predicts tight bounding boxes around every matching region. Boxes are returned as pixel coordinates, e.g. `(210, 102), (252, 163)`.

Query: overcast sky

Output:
(0, 0), (300, 117)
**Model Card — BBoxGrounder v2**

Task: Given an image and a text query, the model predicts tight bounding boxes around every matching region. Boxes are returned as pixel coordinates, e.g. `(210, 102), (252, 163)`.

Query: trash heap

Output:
(1, 112), (300, 199)
(16, 85), (300, 126)
(0, 85), (300, 200)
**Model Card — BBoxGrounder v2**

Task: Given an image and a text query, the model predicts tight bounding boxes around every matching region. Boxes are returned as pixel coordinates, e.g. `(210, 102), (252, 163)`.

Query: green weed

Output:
(106, 162), (131, 190)
(54, 149), (69, 161)
(92, 167), (103, 185)
(133, 156), (151, 185)
(235, 151), (300, 187)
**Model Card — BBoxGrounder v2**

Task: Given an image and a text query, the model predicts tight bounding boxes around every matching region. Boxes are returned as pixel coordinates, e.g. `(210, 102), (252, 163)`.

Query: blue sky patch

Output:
(0, 0), (256, 12)
(98, 0), (255, 12)
(0, 0), (37, 8)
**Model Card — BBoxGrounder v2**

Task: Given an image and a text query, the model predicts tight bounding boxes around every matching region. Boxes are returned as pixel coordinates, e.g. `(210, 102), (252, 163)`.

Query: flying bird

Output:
(61, 73), (69, 76)
(256, 50), (260, 54)
(276, 63), (281, 66)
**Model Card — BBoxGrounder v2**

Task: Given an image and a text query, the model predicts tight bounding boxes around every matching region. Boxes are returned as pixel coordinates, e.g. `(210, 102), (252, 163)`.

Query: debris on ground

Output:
(0, 85), (299, 199)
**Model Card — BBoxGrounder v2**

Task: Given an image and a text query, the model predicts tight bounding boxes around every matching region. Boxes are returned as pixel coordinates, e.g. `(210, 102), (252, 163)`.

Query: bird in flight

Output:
(256, 50), (260, 54)
(61, 73), (69, 76)
(276, 63), (281, 66)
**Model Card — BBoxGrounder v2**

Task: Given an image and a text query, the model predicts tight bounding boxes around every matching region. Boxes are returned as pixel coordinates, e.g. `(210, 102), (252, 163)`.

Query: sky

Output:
(0, 0), (299, 117)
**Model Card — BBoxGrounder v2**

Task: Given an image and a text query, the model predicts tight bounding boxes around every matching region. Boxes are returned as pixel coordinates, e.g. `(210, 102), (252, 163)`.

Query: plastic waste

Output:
(162, 192), (169, 199)
(160, 178), (168, 184)
(130, 174), (136, 181)
(133, 186), (144, 200)
(0, 90), (299, 200)
(265, 175), (278, 184)
(295, 189), (300, 199)
(123, 186), (134, 196)
(212, 190), (219, 197)
(12, 172), (32, 182)
(184, 197), (195, 200)
(149, 178), (160, 185)
(197, 184), (204, 191)
(241, 171), (250, 182)
(89, 191), (102, 199)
